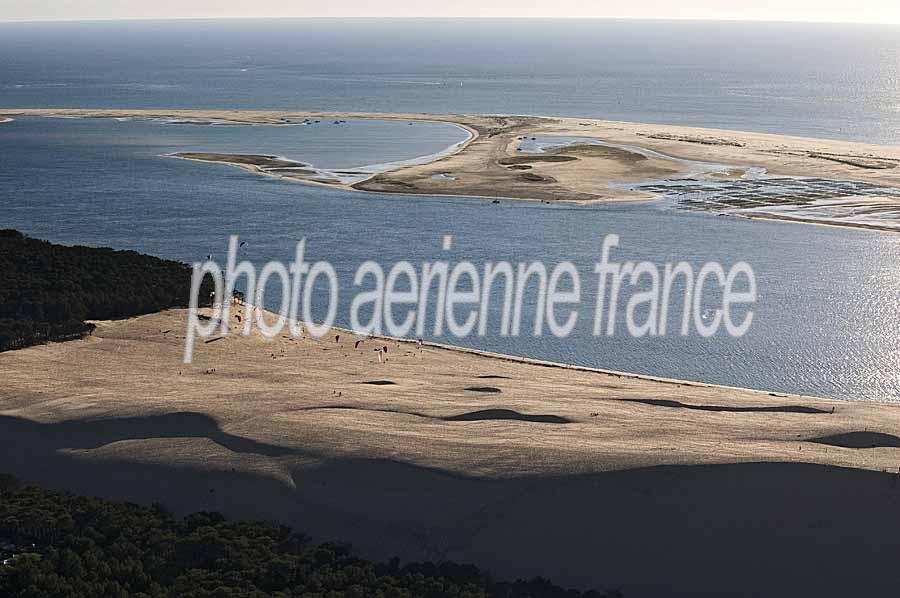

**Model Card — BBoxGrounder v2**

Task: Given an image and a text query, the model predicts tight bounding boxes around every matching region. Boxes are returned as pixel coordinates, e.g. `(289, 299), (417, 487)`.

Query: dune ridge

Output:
(3, 308), (900, 595)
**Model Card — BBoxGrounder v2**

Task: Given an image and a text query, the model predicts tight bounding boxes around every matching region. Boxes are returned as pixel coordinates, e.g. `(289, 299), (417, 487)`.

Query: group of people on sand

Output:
(222, 299), (427, 366)
(336, 333), (391, 363)
(334, 333), (425, 364)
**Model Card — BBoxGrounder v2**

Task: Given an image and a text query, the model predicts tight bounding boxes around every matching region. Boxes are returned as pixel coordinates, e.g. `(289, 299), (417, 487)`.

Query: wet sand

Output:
(3, 308), (900, 596)
(169, 152), (319, 179)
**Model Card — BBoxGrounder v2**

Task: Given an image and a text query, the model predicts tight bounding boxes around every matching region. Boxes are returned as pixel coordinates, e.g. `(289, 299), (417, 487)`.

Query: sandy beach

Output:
(3, 108), (900, 232)
(3, 308), (900, 596)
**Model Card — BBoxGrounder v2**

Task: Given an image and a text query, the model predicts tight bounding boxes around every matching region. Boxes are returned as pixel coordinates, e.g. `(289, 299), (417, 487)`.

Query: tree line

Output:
(0, 230), (212, 351)
(0, 478), (617, 598)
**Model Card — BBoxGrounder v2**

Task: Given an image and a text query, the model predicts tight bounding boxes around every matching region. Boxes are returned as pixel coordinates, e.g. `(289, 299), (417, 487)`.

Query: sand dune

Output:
(3, 309), (900, 595)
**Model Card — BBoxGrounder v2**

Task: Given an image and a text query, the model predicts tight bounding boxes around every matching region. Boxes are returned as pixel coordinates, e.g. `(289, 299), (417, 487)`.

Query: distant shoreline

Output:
(737, 210), (900, 233)
(4, 107), (900, 231)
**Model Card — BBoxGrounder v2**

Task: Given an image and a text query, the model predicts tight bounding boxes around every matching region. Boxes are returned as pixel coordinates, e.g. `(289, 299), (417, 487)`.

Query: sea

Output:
(1, 19), (898, 401)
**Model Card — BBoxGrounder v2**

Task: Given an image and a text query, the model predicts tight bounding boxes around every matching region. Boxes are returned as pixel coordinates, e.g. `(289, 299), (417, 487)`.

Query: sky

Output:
(1, 0), (899, 24)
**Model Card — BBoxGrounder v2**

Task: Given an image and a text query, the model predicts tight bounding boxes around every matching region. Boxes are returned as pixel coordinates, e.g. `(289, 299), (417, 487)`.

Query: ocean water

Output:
(1, 19), (900, 144)
(1, 116), (898, 402)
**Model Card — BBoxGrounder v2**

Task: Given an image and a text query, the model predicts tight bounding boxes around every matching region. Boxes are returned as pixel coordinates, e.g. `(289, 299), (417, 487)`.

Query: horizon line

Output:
(1, 15), (899, 26)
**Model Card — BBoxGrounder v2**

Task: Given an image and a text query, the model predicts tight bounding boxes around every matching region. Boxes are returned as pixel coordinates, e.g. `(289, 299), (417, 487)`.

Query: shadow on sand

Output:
(442, 409), (571, 424)
(618, 398), (830, 414)
(291, 405), (571, 424)
(0, 412), (299, 457)
(3, 413), (900, 597)
(809, 431), (900, 449)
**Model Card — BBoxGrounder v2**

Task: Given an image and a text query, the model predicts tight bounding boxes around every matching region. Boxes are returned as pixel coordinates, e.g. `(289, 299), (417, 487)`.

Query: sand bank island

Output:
(3, 308), (900, 596)
(3, 108), (900, 231)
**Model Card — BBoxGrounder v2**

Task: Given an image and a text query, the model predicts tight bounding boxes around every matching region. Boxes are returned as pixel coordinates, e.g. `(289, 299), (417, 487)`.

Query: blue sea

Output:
(1, 20), (898, 401)
(2, 19), (900, 143)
